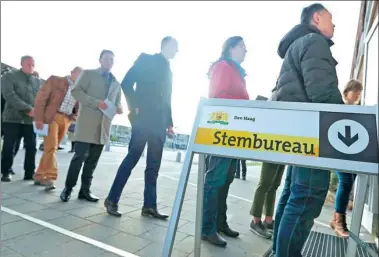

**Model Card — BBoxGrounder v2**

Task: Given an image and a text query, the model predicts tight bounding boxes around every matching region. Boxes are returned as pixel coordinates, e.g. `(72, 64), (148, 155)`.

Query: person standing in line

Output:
(33, 67), (83, 191)
(329, 79), (363, 238)
(249, 162), (285, 239)
(67, 122), (76, 153)
(104, 36), (177, 219)
(234, 159), (247, 180)
(60, 50), (123, 202)
(269, 3), (343, 257)
(202, 36), (249, 247)
(1, 56), (40, 182)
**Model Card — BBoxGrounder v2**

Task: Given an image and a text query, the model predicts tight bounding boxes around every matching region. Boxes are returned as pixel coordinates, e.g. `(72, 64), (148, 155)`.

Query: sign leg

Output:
(194, 154), (206, 257)
(346, 174), (369, 257)
(162, 151), (194, 257)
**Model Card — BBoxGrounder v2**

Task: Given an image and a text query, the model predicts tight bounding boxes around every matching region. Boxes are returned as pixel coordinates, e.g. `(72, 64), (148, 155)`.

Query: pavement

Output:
(1, 144), (376, 257)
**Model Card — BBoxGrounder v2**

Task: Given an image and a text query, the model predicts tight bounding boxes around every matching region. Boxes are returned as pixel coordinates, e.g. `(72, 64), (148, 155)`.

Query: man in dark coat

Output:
(268, 3), (344, 257)
(105, 36), (178, 218)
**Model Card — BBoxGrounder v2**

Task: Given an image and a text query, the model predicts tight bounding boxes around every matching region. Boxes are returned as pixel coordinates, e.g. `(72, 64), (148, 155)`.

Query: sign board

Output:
(191, 99), (378, 174)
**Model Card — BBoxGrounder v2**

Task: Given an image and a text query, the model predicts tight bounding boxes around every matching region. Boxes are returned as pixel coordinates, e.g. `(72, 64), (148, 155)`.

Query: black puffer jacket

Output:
(271, 24), (343, 104)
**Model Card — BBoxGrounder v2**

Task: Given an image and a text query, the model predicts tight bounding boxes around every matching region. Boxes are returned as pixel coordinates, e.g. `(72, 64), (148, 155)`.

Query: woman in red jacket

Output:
(202, 36), (249, 247)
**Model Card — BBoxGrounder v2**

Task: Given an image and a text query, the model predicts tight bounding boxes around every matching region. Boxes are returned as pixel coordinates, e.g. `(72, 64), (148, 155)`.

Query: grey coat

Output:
(1, 69), (40, 124)
(72, 69), (122, 145)
(271, 24), (343, 104)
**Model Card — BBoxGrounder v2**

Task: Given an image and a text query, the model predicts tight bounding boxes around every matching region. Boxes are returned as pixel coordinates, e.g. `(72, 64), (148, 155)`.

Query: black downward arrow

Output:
(338, 126), (359, 147)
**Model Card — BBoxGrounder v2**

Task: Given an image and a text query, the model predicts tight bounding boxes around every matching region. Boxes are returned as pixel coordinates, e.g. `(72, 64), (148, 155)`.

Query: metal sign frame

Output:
(162, 98), (379, 257)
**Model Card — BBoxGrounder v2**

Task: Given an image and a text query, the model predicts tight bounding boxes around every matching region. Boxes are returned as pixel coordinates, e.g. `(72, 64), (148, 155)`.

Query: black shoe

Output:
(141, 207), (169, 220)
(250, 220), (272, 239)
(78, 189), (99, 202)
(242, 176), (246, 180)
(23, 176), (34, 181)
(202, 233), (227, 247)
(10, 171), (15, 175)
(1, 174), (12, 182)
(220, 226), (240, 238)
(60, 188), (72, 202)
(104, 198), (122, 217)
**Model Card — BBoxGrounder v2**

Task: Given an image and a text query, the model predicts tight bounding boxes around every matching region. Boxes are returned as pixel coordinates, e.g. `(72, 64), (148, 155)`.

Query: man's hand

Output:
(116, 107), (123, 114)
(97, 101), (108, 110)
(27, 108), (35, 117)
(167, 126), (175, 138)
(35, 121), (44, 130)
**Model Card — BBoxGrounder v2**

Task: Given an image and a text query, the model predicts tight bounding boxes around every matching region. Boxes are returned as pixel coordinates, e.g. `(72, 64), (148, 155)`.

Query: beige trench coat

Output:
(71, 68), (122, 145)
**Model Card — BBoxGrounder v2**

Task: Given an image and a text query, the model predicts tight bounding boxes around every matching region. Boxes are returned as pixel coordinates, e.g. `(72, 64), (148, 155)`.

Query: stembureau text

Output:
(212, 131), (316, 155)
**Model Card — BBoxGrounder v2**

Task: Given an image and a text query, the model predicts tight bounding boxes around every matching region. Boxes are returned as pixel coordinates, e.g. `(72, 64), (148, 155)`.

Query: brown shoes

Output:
(330, 212), (350, 238)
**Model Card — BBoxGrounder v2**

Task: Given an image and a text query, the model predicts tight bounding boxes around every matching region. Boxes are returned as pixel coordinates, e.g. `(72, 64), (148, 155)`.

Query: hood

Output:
(277, 24), (334, 59)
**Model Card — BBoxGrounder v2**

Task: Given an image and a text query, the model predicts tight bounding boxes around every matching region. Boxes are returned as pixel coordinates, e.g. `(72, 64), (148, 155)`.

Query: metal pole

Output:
(346, 174), (369, 257)
(194, 154), (206, 257)
(105, 141), (110, 152)
(162, 151), (194, 257)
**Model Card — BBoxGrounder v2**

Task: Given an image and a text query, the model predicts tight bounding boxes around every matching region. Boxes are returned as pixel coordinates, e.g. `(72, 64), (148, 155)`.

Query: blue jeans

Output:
(202, 156), (236, 236)
(272, 166), (330, 257)
(107, 112), (166, 208)
(335, 171), (356, 214)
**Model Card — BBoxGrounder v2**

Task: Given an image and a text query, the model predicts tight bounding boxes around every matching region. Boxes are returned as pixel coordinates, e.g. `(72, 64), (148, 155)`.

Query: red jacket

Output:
(208, 60), (249, 100)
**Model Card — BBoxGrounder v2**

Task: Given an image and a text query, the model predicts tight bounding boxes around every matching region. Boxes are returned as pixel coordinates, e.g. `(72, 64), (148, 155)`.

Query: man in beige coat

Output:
(60, 50), (122, 202)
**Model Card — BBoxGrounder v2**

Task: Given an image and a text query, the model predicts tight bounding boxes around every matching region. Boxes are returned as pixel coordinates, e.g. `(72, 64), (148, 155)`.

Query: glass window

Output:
(363, 25), (378, 106)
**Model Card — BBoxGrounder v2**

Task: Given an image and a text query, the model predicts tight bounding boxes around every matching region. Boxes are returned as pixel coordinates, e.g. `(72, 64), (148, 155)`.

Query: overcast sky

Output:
(1, 1), (360, 134)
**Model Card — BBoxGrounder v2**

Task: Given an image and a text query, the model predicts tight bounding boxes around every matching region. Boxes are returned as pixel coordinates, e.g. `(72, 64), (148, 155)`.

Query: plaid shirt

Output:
(58, 76), (76, 115)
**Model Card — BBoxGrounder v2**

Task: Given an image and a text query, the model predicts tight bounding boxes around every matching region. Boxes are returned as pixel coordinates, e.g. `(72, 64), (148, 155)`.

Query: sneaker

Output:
(263, 220), (275, 233)
(250, 220), (272, 239)
(45, 181), (56, 191)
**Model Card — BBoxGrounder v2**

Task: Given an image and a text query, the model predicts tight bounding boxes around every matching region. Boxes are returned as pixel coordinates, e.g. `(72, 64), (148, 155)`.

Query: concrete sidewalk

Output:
(1, 147), (375, 257)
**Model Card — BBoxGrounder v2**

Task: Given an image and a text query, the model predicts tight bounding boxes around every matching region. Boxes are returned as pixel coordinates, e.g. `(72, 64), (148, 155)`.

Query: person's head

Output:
(99, 50), (114, 71)
(161, 36), (178, 60)
(301, 3), (335, 39)
(343, 79), (363, 105)
(220, 36), (247, 64)
(20, 55), (35, 74)
(70, 66), (83, 82)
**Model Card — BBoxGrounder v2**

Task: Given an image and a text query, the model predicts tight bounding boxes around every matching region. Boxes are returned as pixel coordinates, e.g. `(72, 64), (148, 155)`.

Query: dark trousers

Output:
(272, 166), (330, 257)
(1, 123), (36, 178)
(107, 112), (166, 208)
(335, 171), (356, 214)
(65, 141), (104, 190)
(235, 159), (247, 177)
(202, 156), (237, 236)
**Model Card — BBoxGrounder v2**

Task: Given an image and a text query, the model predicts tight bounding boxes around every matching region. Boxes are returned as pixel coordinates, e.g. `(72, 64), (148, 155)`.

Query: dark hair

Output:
(20, 55), (34, 64)
(99, 50), (114, 59)
(161, 36), (175, 50)
(208, 36), (243, 76)
(301, 3), (326, 25)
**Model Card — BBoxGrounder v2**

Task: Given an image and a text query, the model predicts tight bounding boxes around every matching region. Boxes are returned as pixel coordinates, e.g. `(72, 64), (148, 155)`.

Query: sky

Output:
(1, 1), (361, 134)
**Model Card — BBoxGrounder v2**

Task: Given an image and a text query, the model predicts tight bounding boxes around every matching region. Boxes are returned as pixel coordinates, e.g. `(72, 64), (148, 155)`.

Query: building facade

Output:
(350, 0), (378, 241)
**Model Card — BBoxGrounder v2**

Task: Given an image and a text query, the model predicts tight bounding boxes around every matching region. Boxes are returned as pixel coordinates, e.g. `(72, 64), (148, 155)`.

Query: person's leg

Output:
(60, 142), (90, 202)
(250, 163), (283, 238)
(235, 159), (241, 179)
(241, 160), (247, 179)
(10, 136), (22, 175)
(331, 171), (356, 238)
(34, 119), (59, 185)
(78, 143), (104, 201)
(275, 166), (330, 257)
(263, 164), (285, 230)
(142, 124), (167, 218)
(106, 123), (148, 216)
(202, 156), (232, 247)
(217, 159), (239, 237)
(1, 123), (21, 181)
(272, 166), (292, 254)
(22, 124), (37, 180)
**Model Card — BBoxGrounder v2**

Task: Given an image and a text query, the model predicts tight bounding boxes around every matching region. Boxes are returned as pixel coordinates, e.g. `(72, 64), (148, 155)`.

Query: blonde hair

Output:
(343, 79), (363, 95)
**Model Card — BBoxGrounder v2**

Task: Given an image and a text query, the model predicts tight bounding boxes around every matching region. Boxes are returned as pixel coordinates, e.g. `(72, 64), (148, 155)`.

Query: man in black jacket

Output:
(268, 4), (344, 257)
(105, 36), (178, 218)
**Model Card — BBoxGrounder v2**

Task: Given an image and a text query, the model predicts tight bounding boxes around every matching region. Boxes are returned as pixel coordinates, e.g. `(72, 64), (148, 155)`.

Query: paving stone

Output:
(27, 208), (68, 221)
(102, 232), (152, 253)
(135, 242), (189, 257)
(3, 229), (71, 255)
(1, 198), (30, 207)
(65, 206), (106, 218)
(86, 213), (132, 227)
(177, 222), (196, 236)
(47, 201), (87, 211)
(140, 225), (189, 245)
(2, 193), (12, 200)
(0, 247), (24, 257)
(49, 215), (92, 230)
(116, 217), (158, 236)
(1, 220), (44, 241)
(1, 212), (23, 224)
(16, 191), (62, 204)
(72, 223), (119, 241)
(8, 202), (48, 213)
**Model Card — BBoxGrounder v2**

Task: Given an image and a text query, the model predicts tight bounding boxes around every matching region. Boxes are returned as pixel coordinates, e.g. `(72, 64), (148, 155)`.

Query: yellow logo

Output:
(207, 112), (229, 125)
